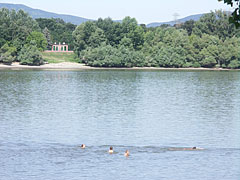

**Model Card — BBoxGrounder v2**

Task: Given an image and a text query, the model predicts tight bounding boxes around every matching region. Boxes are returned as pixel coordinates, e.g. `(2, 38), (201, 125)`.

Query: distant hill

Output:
(0, 3), (92, 25)
(147, 14), (205, 27)
(0, 3), (205, 27)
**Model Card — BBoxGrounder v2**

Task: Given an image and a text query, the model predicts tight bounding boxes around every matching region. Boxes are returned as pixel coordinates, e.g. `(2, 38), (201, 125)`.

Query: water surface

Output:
(0, 70), (239, 179)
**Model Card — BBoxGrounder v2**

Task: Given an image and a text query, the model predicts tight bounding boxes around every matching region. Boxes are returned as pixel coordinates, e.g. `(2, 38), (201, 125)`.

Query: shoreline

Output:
(0, 62), (239, 71)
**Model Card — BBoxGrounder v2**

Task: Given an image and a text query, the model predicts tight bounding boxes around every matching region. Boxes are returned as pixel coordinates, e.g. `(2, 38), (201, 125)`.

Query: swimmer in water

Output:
(169, 146), (203, 151)
(124, 150), (130, 157)
(80, 144), (86, 149)
(109, 146), (113, 154)
(183, 147), (204, 150)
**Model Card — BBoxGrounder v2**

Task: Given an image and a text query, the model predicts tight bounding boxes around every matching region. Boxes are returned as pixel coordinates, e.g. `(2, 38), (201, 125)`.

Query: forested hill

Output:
(0, 3), (92, 25)
(147, 14), (204, 27)
(0, 3), (205, 27)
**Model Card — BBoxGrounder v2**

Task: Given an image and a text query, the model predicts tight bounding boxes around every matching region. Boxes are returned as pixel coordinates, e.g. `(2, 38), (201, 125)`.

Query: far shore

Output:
(0, 62), (239, 71)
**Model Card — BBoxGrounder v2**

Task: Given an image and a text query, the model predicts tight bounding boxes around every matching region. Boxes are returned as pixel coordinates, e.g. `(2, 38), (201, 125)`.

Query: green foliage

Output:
(228, 60), (240, 68)
(36, 18), (76, 50)
(178, 20), (195, 35)
(43, 27), (52, 50)
(81, 44), (145, 67)
(72, 11), (240, 69)
(72, 21), (97, 57)
(1, 8), (240, 69)
(192, 10), (239, 39)
(26, 31), (47, 51)
(96, 18), (123, 46)
(218, 0), (240, 27)
(88, 28), (107, 48)
(0, 43), (17, 65)
(18, 41), (43, 66)
(150, 46), (186, 68)
(0, 8), (40, 51)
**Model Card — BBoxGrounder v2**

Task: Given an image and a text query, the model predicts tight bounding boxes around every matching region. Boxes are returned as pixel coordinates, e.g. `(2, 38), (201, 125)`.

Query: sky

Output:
(0, 0), (234, 24)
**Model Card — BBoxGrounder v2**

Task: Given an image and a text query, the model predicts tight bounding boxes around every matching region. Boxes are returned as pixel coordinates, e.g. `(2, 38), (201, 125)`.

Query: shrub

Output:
(18, 41), (43, 66)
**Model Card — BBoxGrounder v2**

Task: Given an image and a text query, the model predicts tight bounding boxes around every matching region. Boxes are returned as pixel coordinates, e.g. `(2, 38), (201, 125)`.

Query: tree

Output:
(0, 8), (40, 52)
(218, 0), (240, 27)
(228, 60), (240, 68)
(43, 27), (52, 50)
(192, 10), (239, 39)
(36, 18), (76, 50)
(88, 28), (107, 48)
(96, 18), (123, 46)
(119, 36), (134, 49)
(152, 46), (186, 68)
(26, 31), (47, 51)
(18, 41), (44, 66)
(0, 43), (17, 65)
(72, 21), (97, 57)
(121, 17), (144, 50)
(178, 20), (195, 35)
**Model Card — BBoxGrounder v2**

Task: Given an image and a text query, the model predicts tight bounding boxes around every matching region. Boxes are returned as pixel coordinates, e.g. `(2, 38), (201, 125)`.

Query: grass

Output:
(42, 52), (78, 63)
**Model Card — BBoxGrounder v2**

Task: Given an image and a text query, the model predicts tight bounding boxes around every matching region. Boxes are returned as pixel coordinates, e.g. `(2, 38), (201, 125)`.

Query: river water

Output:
(0, 69), (239, 180)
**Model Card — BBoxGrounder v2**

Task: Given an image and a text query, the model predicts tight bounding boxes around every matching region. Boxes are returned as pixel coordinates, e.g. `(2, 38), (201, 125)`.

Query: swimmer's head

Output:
(124, 150), (130, 157)
(192, 147), (197, 149)
(109, 146), (113, 153)
(81, 144), (86, 149)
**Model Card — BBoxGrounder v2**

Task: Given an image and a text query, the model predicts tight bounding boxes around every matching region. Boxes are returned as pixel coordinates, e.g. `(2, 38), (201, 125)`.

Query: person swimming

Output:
(184, 147), (204, 150)
(109, 146), (113, 154)
(80, 144), (86, 149)
(124, 150), (130, 157)
(168, 146), (203, 151)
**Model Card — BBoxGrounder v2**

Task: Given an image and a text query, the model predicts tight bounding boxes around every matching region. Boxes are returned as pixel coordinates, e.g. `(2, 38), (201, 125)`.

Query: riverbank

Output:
(0, 62), (239, 71)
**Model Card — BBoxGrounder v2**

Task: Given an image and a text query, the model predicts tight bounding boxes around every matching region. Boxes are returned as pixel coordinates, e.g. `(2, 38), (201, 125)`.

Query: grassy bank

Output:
(42, 52), (78, 63)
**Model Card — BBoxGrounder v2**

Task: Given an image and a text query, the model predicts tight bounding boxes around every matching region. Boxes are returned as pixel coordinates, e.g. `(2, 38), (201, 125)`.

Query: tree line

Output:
(0, 8), (76, 65)
(73, 10), (240, 69)
(0, 8), (240, 68)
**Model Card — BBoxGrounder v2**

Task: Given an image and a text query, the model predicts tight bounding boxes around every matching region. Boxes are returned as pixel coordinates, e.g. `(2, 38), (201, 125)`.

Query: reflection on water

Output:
(0, 70), (240, 179)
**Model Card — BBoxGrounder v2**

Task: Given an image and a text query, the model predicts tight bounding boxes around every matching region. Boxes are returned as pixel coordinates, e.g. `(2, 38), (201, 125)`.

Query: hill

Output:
(147, 14), (204, 27)
(0, 3), (205, 27)
(0, 3), (92, 25)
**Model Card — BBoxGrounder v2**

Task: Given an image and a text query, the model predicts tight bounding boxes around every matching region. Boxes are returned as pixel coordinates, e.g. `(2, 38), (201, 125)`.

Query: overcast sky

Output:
(0, 0), (233, 24)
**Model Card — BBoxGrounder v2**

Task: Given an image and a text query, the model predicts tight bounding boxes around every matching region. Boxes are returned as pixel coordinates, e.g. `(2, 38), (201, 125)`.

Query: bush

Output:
(192, 62), (201, 68)
(18, 41), (43, 66)
(81, 44), (145, 67)
(228, 60), (240, 69)
(0, 43), (17, 65)
(182, 62), (192, 68)
(201, 56), (217, 68)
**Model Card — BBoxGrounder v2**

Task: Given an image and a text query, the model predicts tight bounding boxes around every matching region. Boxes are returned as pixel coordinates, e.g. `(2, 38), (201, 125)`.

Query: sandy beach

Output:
(0, 62), (238, 71)
(0, 62), (92, 70)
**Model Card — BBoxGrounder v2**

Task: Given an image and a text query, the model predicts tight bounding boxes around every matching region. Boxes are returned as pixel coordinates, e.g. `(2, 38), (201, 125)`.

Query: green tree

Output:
(121, 17), (144, 50)
(218, 0), (240, 27)
(43, 27), (52, 50)
(96, 18), (123, 46)
(26, 31), (47, 51)
(152, 46), (186, 68)
(228, 60), (240, 68)
(193, 10), (239, 39)
(72, 21), (97, 57)
(0, 8), (40, 52)
(119, 36), (134, 49)
(36, 18), (76, 50)
(18, 41), (44, 66)
(178, 20), (195, 35)
(88, 28), (107, 48)
(0, 43), (17, 65)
